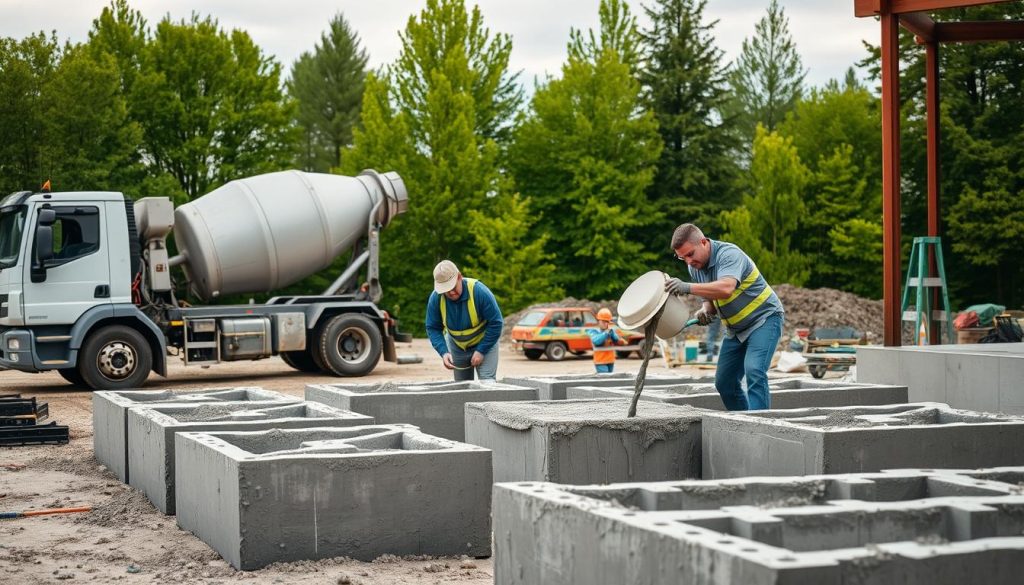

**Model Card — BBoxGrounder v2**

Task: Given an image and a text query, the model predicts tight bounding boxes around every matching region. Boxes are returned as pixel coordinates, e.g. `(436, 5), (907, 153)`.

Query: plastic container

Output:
(684, 339), (699, 362)
(616, 270), (691, 340)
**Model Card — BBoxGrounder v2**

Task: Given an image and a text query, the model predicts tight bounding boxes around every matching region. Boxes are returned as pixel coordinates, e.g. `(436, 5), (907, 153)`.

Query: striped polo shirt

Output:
(686, 239), (784, 342)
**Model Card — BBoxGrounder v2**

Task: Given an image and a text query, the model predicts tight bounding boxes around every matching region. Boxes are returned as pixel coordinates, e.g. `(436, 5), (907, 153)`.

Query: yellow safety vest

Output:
(440, 278), (488, 350)
(713, 266), (775, 328)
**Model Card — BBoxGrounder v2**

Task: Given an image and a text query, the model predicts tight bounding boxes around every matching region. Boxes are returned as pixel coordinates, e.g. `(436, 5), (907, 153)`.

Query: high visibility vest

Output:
(713, 266), (775, 328)
(440, 278), (488, 350)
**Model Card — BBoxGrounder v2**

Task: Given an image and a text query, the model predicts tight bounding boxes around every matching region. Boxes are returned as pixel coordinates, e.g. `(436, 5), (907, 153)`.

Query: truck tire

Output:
(523, 348), (544, 361)
(545, 341), (567, 361)
(57, 367), (86, 387)
(78, 325), (153, 390)
(281, 350), (323, 373)
(316, 314), (382, 376)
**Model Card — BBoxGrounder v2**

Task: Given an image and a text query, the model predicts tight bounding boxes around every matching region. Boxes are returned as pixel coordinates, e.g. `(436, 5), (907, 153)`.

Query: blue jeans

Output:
(715, 313), (783, 410)
(446, 335), (499, 381)
(595, 363), (614, 373)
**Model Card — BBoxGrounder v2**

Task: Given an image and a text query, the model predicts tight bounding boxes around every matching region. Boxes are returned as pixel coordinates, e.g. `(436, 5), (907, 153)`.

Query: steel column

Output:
(882, 8), (903, 346)
(926, 42), (942, 344)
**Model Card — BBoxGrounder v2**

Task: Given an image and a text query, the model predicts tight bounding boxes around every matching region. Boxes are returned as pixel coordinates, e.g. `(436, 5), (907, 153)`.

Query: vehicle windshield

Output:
(516, 311), (547, 326)
(0, 206), (27, 269)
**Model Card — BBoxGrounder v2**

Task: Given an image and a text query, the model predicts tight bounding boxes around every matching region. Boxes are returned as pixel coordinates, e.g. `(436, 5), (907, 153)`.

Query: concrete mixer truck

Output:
(0, 169), (410, 389)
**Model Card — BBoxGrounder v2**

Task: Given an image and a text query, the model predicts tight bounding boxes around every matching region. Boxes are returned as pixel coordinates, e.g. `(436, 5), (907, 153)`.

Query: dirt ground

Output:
(0, 339), (720, 584)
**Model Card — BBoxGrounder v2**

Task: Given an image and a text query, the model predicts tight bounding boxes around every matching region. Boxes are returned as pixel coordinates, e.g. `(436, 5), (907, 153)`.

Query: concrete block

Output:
(500, 373), (718, 400)
(305, 380), (536, 441)
(464, 398), (703, 484)
(998, 355), (1024, 415)
(128, 401), (372, 514)
(946, 353), (1001, 413)
(175, 425), (491, 570)
(92, 387), (298, 483)
(702, 402), (1024, 479)
(566, 378), (908, 410)
(494, 467), (1024, 585)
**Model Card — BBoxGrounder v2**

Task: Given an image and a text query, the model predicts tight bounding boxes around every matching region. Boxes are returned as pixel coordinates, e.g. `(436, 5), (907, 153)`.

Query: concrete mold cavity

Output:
(501, 373), (718, 400)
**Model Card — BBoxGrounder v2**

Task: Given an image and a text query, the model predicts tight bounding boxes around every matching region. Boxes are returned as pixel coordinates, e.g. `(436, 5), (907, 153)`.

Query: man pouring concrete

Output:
(425, 260), (503, 380)
(665, 224), (784, 410)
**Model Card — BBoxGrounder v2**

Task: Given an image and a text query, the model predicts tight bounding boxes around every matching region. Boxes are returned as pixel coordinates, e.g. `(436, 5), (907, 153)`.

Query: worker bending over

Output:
(665, 224), (785, 410)
(588, 308), (627, 373)
(425, 260), (503, 380)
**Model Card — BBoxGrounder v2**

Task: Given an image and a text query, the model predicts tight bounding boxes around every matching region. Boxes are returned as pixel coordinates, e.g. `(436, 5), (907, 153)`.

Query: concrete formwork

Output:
(566, 378), (909, 410)
(493, 467), (1024, 585)
(858, 343), (1024, 415)
(464, 398), (704, 484)
(702, 402), (1024, 479)
(304, 380), (536, 441)
(175, 425), (492, 570)
(92, 387), (298, 483)
(500, 373), (717, 401)
(128, 402), (373, 514)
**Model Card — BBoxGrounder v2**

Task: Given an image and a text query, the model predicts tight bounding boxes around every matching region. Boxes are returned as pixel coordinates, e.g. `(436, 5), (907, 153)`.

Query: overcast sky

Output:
(0, 0), (878, 88)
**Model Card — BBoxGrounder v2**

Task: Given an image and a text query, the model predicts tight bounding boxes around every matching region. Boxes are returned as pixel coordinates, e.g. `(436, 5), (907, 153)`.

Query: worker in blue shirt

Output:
(425, 260), (504, 380)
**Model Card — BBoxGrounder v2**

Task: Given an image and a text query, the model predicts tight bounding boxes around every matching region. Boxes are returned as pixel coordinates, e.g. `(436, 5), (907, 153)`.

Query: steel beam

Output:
(856, 0), (1015, 18)
(935, 20), (1024, 42)
(926, 42), (942, 345)
(882, 10), (903, 347)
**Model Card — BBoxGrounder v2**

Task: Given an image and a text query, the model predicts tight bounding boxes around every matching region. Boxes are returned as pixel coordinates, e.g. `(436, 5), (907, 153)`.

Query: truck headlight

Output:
(8, 352), (18, 362)
(7, 339), (19, 350)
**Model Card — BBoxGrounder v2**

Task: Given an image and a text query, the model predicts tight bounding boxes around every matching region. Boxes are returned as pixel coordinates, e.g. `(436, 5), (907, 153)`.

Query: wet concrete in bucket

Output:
(627, 307), (664, 418)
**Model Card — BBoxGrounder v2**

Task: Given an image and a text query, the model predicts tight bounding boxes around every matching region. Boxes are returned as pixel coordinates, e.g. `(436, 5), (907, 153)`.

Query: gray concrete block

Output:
(493, 467), (1024, 585)
(175, 425), (492, 570)
(305, 380), (536, 441)
(702, 402), (1024, 479)
(946, 353), (1002, 413)
(500, 373), (718, 400)
(92, 387), (298, 483)
(998, 356), (1024, 415)
(464, 398), (703, 484)
(566, 378), (908, 410)
(128, 401), (372, 514)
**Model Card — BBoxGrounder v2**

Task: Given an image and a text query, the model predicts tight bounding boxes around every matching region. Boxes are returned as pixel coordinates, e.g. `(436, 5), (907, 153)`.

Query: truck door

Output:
(22, 205), (111, 325)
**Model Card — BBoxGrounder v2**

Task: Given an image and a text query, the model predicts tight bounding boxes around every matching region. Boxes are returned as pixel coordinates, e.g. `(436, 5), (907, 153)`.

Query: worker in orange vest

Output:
(588, 308), (628, 373)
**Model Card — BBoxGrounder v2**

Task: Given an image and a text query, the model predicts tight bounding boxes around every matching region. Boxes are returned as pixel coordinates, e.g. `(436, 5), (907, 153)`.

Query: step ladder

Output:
(901, 236), (954, 345)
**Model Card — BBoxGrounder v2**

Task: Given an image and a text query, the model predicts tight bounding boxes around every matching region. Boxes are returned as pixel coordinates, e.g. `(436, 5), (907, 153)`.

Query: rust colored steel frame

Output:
(881, 8), (902, 346)
(926, 42), (941, 344)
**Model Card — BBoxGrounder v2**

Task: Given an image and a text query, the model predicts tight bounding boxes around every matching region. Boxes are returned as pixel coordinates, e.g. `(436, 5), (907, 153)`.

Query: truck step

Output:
(35, 335), (72, 343)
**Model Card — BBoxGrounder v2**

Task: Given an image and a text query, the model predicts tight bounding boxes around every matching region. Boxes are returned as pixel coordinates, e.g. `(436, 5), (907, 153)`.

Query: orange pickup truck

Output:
(510, 306), (647, 361)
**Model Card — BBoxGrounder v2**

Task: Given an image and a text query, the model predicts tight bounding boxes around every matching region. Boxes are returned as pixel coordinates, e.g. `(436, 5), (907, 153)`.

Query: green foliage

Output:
(726, 0), (805, 146)
(288, 13), (368, 172)
(829, 218), (883, 298)
(510, 0), (662, 299)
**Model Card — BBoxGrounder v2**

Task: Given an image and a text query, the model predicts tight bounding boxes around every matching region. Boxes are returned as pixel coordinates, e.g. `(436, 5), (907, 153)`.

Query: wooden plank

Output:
(900, 13), (937, 42)
(857, 0), (1014, 17)
(855, 0), (881, 18)
(935, 20), (1024, 42)
(882, 11), (903, 347)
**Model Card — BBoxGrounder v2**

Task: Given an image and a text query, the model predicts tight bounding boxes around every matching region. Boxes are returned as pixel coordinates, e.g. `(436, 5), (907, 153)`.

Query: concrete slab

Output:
(175, 425), (491, 570)
(701, 402), (1024, 479)
(493, 467), (1024, 585)
(500, 373), (718, 400)
(305, 380), (536, 441)
(128, 401), (372, 514)
(566, 378), (908, 410)
(92, 387), (298, 483)
(464, 398), (704, 484)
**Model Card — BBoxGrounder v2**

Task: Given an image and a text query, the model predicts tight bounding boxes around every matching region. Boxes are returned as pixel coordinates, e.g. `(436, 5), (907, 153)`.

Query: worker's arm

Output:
(588, 329), (612, 347)
(474, 282), (504, 356)
(423, 294), (449, 357)
(687, 278), (738, 300)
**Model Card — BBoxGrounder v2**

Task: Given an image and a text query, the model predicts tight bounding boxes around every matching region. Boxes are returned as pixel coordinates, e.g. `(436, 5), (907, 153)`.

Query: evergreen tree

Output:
(289, 13), (368, 172)
(639, 0), (739, 265)
(727, 0), (806, 145)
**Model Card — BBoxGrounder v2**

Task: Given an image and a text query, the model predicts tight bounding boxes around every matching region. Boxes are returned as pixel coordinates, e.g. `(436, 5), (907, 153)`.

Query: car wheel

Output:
(545, 341), (567, 361)
(79, 325), (152, 390)
(524, 348), (543, 361)
(316, 314), (382, 376)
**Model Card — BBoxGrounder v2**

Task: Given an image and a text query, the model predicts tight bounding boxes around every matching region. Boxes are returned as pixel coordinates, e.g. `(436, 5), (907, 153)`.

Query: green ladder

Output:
(901, 236), (954, 345)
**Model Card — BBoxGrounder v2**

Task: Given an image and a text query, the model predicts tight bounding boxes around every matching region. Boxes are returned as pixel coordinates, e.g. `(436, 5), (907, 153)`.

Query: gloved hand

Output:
(694, 307), (714, 326)
(664, 277), (691, 296)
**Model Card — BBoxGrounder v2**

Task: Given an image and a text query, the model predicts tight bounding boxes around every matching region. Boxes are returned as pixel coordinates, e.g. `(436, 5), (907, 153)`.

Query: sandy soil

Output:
(0, 339), (717, 584)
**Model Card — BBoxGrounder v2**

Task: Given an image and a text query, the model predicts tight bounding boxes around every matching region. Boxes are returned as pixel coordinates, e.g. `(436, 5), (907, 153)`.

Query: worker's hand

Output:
(618, 337), (628, 346)
(442, 353), (455, 370)
(664, 277), (691, 296)
(694, 308), (714, 326)
(471, 351), (484, 367)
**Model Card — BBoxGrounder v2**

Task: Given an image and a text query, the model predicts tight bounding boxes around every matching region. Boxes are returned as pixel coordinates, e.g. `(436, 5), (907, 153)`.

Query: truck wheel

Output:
(57, 367), (86, 387)
(545, 341), (567, 361)
(79, 325), (152, 390)
(281, 351), (323, 373)
(317, 314), (382, 376)
(523, 348), (543, 361)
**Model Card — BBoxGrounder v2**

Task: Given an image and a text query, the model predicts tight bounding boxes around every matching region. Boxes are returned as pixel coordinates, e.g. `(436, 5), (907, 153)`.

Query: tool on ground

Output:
(901, 236), (954, 344)
(0, 506), (91, 520)
(627, 316), (699, 417)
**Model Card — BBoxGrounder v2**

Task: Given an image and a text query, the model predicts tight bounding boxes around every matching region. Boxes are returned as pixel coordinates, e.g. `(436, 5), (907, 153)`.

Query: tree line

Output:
(1, 0), (1021, 333)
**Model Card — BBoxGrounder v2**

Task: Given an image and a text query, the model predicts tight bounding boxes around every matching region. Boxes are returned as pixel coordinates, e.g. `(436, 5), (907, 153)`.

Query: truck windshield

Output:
(0, 206), (27, 269)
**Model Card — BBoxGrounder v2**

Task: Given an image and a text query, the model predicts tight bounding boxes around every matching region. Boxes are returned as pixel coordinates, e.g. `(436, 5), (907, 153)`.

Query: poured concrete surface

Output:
(566, 378), (908, 410)
(305, 380), (536, 441)
(128, 401), (372, 514)
(175, 425), (492, 570)
(464, 398), (703, 484)
(702, 402), (1024, 479)
(500, 373), (717, 400)
(92, 387), (298, 483)
(493, 467), (1024, 585)
(858, 343), (1024, 414)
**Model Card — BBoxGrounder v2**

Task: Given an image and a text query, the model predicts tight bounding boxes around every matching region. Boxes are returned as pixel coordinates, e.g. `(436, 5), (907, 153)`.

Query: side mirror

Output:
(31, 209), (56, 283)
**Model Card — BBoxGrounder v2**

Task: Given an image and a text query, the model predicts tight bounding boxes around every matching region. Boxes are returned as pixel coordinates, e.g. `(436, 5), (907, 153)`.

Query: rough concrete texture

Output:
(305, 380), (536, 441)
(128, 401), (373, 514)
(464, 398), (704, 484)
(702, 402), (1024, 479)
(493, 467), (1024, 585)
(174, 424), (492, 570)
(92, 387), (298, 483)
(500, 373), (718, 400)
(858, 343), (1024, 415)
(566, 378), (909, 410)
